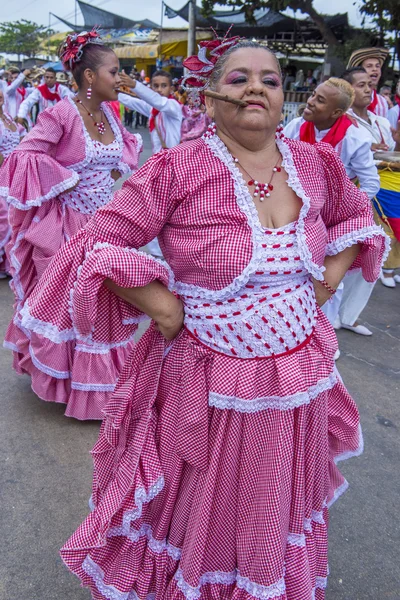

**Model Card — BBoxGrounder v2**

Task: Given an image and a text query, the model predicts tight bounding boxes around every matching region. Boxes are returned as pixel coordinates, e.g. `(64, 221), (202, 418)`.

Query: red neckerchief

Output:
(299, 114), (353, 147)
(367, 89), (378, 114)
(38, 83), (61, 102)
(395, 95), (400, 121)
(8, 80), (26, 99)
(149, 95), (179, 132)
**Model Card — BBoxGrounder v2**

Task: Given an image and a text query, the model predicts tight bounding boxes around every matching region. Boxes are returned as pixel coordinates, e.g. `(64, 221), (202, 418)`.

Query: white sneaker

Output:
(380, 271), (396, 288)
(341, 323), (373, 336)
(334, 348), (341, 361)
(393, 274), (400, 284)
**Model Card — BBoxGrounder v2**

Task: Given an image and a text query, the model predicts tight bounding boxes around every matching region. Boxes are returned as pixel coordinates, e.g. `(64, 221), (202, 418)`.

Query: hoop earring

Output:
(86, 86), (92, 100)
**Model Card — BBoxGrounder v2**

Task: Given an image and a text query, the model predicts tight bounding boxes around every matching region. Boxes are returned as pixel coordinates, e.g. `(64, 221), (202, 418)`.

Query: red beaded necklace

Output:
(75, 98), (106, 135)
(233, 156), (282, 200)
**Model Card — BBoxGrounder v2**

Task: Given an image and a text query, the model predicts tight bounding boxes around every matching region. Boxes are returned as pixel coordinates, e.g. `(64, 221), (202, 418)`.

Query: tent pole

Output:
(159, 0), (164, 64)
(188, 0), (196, 57)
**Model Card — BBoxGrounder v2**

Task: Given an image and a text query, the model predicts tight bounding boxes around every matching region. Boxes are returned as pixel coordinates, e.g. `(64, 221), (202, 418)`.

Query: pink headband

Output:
(182, 30), (242, 92)
(60, 28), (103, 71)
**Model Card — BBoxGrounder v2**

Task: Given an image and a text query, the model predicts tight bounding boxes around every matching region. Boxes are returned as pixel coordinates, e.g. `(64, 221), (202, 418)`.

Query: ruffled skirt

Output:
(4, 204), (135, 419)
(61, 312), (362, 599)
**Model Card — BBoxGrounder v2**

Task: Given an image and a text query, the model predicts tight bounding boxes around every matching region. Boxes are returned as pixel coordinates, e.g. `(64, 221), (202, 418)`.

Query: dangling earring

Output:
(86, 86), (92, 100)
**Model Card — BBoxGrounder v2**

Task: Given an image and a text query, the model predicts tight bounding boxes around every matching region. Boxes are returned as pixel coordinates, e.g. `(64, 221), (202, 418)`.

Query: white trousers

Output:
(339, 271), (375, 326)
(321, 271), (375, 327)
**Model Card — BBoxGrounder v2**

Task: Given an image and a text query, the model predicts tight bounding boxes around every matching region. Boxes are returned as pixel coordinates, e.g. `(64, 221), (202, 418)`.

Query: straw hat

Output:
(56, 71), (69, 83)
(347, 47), (389, 69)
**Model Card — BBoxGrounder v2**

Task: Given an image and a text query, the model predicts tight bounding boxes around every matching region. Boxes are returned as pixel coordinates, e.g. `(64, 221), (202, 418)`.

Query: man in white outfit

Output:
(17, 68), (73, 125)
(284, 78), (379, 203)
(0, 68), (31, 118)
(118, 69), (183, 154)
(118, 70), (183, 257)
(343, 67), (400, 292)
(284, 78), (380, 354)
(347, 47), (389, 118)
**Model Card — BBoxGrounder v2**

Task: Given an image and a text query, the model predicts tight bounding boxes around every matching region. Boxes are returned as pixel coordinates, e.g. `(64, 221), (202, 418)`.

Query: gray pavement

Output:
(0, 127), (399, 599)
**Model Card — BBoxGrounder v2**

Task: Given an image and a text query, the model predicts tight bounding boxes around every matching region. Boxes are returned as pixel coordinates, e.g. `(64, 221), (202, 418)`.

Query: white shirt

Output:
(347, 108), (395, 152)
(284, 116), (380, 200)
(0, 72), (30, 118)
(372, 92), (389, 119)
(388, 105), (399, 130)
(18, 84), (73, 120)
(119, 81), (182, 154)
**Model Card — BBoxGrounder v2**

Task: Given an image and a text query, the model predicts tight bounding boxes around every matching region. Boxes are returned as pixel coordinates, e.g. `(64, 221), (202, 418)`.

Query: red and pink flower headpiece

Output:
(60, 28), (103, 71)
(182, 28), (242, 93)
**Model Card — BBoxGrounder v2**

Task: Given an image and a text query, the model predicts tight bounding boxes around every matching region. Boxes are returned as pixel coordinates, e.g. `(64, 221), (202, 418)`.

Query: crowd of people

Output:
(0, 28), (398, 600)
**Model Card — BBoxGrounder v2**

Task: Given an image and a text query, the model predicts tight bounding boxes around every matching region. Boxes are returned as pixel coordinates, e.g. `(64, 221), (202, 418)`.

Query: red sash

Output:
(367, 89), (378, 114)
(17, 87), (26, 99)
(149, 95), (179, 132)
(299, 114), (353, 147)
(38, 83), (61, 102)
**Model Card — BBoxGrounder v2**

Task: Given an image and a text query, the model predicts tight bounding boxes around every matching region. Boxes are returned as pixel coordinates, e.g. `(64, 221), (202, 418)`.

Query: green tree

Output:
(0, 20), (55, 58)
(359, 0), (400, 65)
(201, 0), (340, 46)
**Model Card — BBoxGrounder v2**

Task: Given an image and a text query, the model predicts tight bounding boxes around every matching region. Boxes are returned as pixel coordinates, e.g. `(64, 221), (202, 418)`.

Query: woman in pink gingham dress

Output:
(20, 41), (388, 598)
(0, 34), (142, 419)
(0, 88), (24, 277)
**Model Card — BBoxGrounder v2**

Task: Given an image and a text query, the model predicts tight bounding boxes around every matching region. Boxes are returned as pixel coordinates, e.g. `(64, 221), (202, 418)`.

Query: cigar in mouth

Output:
(203, 90), (248, 107)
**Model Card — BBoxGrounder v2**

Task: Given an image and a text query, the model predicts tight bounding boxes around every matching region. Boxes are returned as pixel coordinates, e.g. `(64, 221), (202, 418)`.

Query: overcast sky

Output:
(2, 0), (365, 32)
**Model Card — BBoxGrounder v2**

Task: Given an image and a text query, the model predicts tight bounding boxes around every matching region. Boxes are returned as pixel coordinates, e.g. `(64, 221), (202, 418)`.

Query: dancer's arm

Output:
(105, 279), (184, 340)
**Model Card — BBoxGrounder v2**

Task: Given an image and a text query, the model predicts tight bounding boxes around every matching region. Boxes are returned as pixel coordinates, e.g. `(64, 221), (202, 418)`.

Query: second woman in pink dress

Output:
(0, 31), (142, 419)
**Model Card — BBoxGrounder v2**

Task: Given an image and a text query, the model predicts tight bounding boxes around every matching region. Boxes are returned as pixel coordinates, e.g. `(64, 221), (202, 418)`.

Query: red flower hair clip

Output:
(182, 27), (242, 92)
(60, 28), (103, 70)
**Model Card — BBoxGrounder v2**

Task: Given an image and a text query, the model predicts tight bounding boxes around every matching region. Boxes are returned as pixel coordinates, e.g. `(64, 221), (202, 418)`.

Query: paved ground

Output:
(0, 127), (399, 600)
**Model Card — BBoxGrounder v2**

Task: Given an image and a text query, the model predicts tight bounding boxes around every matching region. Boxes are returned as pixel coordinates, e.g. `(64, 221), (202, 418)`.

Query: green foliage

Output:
(0, 20), (55, 58)
(201, 0), (340, 46)
(358, 0), (400, 63)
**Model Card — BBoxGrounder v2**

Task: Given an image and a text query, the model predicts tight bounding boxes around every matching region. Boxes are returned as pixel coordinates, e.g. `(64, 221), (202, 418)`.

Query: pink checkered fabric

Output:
(16, 131), (383, 598)
(1, 97), (142, 420)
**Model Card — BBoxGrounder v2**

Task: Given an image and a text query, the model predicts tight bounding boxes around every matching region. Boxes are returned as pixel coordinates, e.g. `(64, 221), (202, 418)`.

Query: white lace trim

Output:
(71, 381), (116, 392)
(82, 555), (141, 600)
(287, 532), (306, 547)
(3, 171), (79, 210)
(108, 522), (182, 562)
(0, 224), (11, 253)
(209, 370), (337, 413)
(304, 507), (326, 532)
(334, 423), (364, 464)
(119, 477), (165, 533)
(67, 242), (174, 344)
(326, 224), (391, 267)
(327, 479), (349, 509)
(20, 299), (137, 350)
(175, 568), (286, 600)
(66, 97), (123, 172)
(29, 343), (70, 379)
(175, 133), (265, 301)
(3, 340), (19, 352)
(8, 229), (28, 302)
(278, 136), (325, 281)
(20, 301), (76, 342)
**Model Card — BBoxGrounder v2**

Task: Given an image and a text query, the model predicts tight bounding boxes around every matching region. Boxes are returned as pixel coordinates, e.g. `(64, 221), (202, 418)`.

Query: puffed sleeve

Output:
(318, 143), (390, 282)
(0, 108), (79, 209)
(20, 151), (183, 345)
